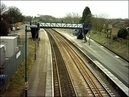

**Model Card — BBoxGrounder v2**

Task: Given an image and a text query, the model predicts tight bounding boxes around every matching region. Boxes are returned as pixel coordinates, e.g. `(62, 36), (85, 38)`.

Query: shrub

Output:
(126, 35), (129, 40)
(112, 35), (118, 40)
(0, 19), (9, 36)
(117, 28), (128, 39)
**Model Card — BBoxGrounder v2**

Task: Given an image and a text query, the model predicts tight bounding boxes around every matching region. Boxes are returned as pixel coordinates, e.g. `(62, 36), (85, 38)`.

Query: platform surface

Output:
(28, 29), (53, 97)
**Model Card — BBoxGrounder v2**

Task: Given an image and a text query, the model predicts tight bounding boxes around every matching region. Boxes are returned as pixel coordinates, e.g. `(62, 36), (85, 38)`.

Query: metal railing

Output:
(0, 40), (28, 91)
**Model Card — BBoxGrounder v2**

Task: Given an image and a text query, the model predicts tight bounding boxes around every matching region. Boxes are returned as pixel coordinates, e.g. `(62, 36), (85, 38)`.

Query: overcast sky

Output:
(1, 1), (129, 19)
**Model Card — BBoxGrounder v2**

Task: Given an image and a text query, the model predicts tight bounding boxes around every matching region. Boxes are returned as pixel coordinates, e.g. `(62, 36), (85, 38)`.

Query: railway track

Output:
(47, 29), (76, 97)
(45, 28), (119, 97)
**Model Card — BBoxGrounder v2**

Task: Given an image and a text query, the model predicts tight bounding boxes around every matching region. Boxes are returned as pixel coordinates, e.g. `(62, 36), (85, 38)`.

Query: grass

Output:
(59, 29), (129, 60)
(0, 38), (37, 97)
(89, 32), (129, 60)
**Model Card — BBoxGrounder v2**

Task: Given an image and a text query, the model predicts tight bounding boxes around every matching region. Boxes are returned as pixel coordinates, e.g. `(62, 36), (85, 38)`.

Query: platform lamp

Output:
(88, 23), (92, 46)
(87, 13), (92, 46)
(34, 23), (40, 60)
(24, 25), (28, 97)
(12, 17), (15, 34)
(34, 28), (37, 60)
(126, 27), (129, 58)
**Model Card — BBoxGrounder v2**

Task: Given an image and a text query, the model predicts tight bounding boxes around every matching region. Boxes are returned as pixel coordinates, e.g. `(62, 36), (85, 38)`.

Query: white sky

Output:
(1, 1), (129, 19)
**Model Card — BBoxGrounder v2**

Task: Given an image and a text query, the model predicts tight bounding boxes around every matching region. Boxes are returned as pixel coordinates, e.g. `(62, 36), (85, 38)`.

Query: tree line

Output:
(0, 3), (25, 36)
(1, 2), (128, 39)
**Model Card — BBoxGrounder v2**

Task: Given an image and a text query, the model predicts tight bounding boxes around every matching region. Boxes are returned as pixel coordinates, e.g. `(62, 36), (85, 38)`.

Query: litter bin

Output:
(30, 25), (39, 39)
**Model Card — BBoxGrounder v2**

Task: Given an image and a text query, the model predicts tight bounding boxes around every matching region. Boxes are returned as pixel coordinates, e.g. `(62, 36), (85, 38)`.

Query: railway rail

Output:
(45, 28), (120, 97)
(47, 29), (77, 97)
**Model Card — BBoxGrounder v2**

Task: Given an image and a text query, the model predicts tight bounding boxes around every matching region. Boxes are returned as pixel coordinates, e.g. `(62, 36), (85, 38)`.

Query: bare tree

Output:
(0, 3), (7, 15)
(7, 6), (23, 23)
(63, 12), (81, 23)
(92, 13), (109, 32)
(0, 3), (9, 36)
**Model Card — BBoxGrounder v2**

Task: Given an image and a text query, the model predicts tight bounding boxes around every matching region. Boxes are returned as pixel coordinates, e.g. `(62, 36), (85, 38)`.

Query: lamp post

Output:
(37, 14), (41, 22)
(30, 24), (37, 60)
(87, 13), (91, 46)
(34, 23), (40, 60)
(34, 34), (36, 60)
(89, 29), (91, 46)
(12, 17), (15, 34)
(24, 25), (28, 97)
(126, 27), (129, 58)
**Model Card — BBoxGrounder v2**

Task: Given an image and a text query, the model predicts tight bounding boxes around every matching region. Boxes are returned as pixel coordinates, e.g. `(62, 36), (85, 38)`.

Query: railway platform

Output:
(27, 29), (54, 97)
(26, 28), (128, 97)
(55, 28), (129, 97)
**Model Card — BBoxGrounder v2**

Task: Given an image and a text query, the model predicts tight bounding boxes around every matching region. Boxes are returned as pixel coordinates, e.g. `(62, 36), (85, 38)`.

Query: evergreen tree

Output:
(117, 28), (128, 39)
(80, 6), (92, 23)
(77, 6), (92, 41)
